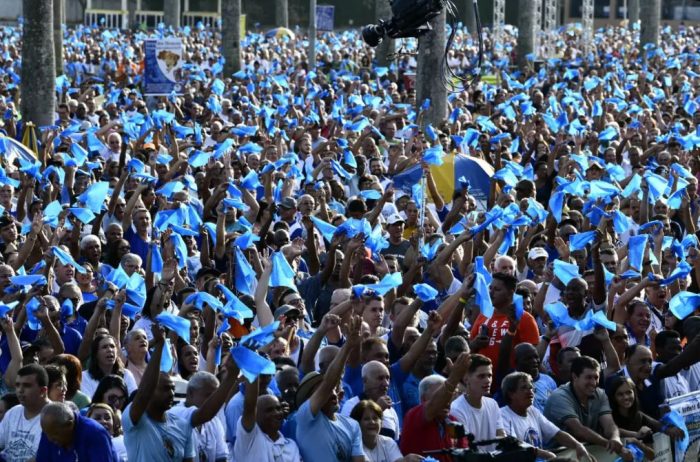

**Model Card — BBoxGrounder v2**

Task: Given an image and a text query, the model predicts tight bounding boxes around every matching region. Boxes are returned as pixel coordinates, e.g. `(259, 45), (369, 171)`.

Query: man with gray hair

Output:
(79, 234), (102, 273)
(170, 369), (237, 462)
(494, 255), (516, 276)
(36, 401), (118, 461)
(120, 253), (143, 277)
(400, 353), (471, 459)
(340, 360), (401, 440)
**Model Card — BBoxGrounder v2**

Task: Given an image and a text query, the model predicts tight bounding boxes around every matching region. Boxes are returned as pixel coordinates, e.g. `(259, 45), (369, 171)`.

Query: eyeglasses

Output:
(106, 394), (126, 405)
(287, 298), (303, 306)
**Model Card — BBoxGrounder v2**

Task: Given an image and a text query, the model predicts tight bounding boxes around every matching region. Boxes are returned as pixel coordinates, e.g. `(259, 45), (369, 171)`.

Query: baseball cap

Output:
(280, 197), (297, 209)
(387, 213), (405, 225)
(528, 247), (549, 260)
(274, 304), (301, 320)
(143, 143), (157, 151)
(587, 157), (605, 170)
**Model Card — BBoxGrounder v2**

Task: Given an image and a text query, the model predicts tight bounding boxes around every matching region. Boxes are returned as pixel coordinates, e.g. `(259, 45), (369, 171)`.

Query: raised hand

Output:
(319, 313), (341, 333)
(427, 310), (443, 334)
(151, 323), (166, 347)
(0, 316), (14, 333)
(344, 315), (362, 348)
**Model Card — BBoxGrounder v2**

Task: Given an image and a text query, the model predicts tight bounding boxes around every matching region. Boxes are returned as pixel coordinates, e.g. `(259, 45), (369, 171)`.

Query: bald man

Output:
(340, 360), (401, 440)
(37, 401), (118, 461)
(234, 377), (300, 461)
(514, 343), (557, 412)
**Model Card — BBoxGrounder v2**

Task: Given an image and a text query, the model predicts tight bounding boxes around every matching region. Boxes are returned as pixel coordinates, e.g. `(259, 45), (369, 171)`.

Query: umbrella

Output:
(265, 27), (295, 40)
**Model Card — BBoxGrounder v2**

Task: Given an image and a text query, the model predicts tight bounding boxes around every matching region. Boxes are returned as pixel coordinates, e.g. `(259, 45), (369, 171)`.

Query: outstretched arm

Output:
(241, 376), (260, 432)
(191, 355), (240, 427)
(300, 314), (341, 375)
(254, 259), (274, 327)
(129, 324), (165, 425)
(425, 352), (470, 421)
(308, 316), (361, 416)
(398, 311), (443, 373)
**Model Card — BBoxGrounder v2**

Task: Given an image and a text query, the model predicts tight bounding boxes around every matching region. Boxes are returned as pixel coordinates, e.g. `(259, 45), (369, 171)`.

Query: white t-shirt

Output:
(81, 369), (138, 400)
(682, 362), (700, 391)
(449, 395), (503, 452)
(500, 405), (560, 448)
(340, 395), (401, 440)
(112, 434), (128, 461)
(233, 418), (301, 462)
(653, 361), (690, 399)
(362, 435), (403, 462)
(170, 402), (229, 462)
(0, 404), (43, 461)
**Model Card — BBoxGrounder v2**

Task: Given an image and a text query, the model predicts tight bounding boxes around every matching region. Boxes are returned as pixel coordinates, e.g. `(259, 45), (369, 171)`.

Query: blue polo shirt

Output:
(35, 412), (119, 461)
(124, 226), (150, 262)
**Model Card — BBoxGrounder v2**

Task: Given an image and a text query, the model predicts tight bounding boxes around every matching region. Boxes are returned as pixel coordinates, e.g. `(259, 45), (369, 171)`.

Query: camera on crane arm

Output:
(361, 0), (448, 47)
(424, 422), (537, 462)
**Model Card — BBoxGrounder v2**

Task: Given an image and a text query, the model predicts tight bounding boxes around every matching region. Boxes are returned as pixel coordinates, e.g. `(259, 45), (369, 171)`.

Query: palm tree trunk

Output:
(276, 0), (289, 28)
(53, 0), (64, 76)
(517, 0), (537, 69)
(374, 0), (395, 67)
(164, 0), (181, 29)
(222, 0), (242, 75)
(416, 8), (447, 127)
(22, 0), (56, 127)
(309, 0), (317, 69)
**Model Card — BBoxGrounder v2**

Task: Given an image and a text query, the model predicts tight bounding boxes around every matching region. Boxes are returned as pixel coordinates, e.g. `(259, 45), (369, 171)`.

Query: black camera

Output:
(425, 435), (537, 462)
(361, 0), (448, 46)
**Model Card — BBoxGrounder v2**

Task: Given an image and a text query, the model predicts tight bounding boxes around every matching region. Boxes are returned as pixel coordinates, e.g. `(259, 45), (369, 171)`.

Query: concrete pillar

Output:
(375, 0), (395, 67)
(517, 0), (537, 69)
(416, 8), (447, 127)
(639, 0), (660, 49)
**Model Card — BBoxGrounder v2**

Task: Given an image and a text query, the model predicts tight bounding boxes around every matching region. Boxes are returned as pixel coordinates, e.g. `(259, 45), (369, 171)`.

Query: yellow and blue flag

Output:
(393, 153), (494, 209)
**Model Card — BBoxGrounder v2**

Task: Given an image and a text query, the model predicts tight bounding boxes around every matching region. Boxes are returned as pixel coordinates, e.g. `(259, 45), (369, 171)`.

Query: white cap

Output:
(387, 213), (405, 225)
(528, 247), (549, 260)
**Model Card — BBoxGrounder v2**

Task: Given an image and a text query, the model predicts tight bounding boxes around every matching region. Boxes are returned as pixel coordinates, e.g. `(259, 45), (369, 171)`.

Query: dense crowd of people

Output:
(0, 13), (697, 462)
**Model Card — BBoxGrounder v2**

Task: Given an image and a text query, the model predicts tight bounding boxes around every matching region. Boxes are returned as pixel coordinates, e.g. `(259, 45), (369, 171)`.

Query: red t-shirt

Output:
(469, 311), (540, 371)
(399, 403), (466, 462)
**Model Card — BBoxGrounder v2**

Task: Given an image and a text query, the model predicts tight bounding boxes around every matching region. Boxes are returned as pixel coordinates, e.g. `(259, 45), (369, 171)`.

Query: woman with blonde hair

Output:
(87, 402), (127, 461)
